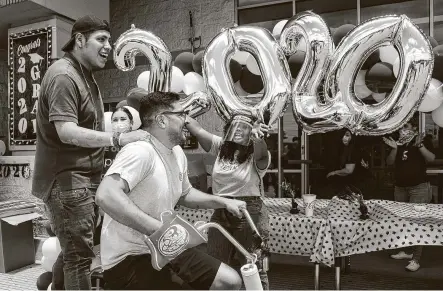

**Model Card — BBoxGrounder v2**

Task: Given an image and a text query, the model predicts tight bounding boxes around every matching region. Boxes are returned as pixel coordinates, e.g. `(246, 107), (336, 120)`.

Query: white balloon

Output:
(183, 72), (205, 95)
(234, 81), (248, 97)
(432, 103), (443, 127)
(42, 237), (61, 261)
(354, 70), (372, 99)
(104, 112), (113, 132)
(379, 46), (398, 64)
(41, 256), (57, 272)
(272, 19), (288, 38)
(123, 106), (142, 130)
(393, 57), (400, 77)
(171, 66), (184, 93)
(373, 92), (387, 103)
(246, 55), (260, 75)
(231, 51), (250, 65)
(137, 71), (151, 90)
(418, 78), (443, 112)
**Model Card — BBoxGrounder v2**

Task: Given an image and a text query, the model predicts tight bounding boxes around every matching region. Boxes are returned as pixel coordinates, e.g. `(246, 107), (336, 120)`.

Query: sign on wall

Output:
(8, 27), (52, 149)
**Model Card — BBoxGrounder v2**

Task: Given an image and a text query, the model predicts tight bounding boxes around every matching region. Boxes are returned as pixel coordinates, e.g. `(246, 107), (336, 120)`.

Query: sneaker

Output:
(405, 260), (420, 272)
(390, 251), (413, 260)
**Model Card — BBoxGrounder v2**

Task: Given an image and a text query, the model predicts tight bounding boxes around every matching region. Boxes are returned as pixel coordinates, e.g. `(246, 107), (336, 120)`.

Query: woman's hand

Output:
(326, 171), (336, 178)
(251, 122), (270, 142)
(383, 137), (399, 149)
(412, 133), (425, 147)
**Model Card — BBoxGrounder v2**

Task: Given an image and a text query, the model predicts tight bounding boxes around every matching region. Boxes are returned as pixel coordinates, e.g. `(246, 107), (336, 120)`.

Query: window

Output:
(294, 0), (357, 197)
(237, 2), (293, 30)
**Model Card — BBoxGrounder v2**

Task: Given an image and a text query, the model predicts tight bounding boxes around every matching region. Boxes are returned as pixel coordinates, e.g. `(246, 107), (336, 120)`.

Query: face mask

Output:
(112, 121), (131, 133)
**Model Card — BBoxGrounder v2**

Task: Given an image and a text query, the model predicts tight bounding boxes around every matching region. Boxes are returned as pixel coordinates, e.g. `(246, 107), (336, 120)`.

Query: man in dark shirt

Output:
(384, 121), (435, 272)
(32, 15), (148, 290)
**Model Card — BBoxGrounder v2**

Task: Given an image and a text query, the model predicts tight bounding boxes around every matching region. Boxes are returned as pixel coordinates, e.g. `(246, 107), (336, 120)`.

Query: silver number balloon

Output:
(114, 25), (212, 119)
(281, 12), (434, 136)
(114, 24), (172, 92)
(203, 26), (292, 127)
(181, 91), (211, 118)
(280, 11), (351, 134)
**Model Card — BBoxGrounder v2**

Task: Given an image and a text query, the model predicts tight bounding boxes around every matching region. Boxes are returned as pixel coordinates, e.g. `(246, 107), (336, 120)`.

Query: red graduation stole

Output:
(145, 211), (208, 270)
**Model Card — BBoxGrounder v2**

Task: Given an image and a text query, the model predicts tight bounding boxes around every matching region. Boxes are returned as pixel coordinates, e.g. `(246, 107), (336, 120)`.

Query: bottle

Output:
(241, 263), (263, 290)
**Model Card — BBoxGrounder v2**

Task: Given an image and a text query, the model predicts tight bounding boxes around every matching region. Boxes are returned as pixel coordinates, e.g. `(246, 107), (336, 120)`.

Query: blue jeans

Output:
(46, 182), (98, 290)
(394, 182), (431, 263)
(207, 197), (270, 290)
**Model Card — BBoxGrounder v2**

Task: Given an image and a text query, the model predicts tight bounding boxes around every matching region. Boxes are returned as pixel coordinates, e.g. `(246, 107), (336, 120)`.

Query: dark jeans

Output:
(46, 182), (98, 290)
(207, 197), (270, 290)
(103, 248), (221, 290)
(394, 182), (431, 263)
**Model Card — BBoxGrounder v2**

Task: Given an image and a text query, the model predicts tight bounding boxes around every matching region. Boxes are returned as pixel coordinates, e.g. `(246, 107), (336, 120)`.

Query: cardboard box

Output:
(0, 212), (41, 273)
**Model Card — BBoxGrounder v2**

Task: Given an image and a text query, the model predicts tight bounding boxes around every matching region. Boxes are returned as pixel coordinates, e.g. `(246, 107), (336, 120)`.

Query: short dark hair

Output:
(62, 15), (110, 52)
(112, 106), (133, 121)
(138, 91), (181, 127)
(65, 31), (96, 52)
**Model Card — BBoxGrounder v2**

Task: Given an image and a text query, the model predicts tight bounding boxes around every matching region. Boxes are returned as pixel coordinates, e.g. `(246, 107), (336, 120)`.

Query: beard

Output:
(168, 129), (186, 146)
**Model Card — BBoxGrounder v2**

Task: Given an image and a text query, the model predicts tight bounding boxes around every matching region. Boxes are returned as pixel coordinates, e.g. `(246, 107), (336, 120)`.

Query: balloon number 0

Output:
(203, 26), (292, 127)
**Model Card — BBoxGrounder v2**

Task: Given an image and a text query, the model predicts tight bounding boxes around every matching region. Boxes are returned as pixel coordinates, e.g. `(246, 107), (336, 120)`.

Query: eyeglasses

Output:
(162, 110), (189, 118)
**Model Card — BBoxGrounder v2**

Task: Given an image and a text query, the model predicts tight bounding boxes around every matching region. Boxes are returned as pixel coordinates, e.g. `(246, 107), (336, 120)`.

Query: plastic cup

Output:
(302, 194), (316, 217)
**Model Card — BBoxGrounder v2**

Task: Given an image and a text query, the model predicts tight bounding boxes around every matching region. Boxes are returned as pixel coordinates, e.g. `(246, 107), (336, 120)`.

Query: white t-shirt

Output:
(100, 137), (191, 270)
(210, 136), (270, 197)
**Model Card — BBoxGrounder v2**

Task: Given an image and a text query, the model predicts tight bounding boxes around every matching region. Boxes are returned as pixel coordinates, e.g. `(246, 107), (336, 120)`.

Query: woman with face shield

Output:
(185, 115), (272, 290)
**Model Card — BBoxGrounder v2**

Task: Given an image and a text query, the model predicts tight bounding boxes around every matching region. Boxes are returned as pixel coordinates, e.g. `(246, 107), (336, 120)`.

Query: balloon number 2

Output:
(113, 25), (211, 118)
(280, 12), (433, 136)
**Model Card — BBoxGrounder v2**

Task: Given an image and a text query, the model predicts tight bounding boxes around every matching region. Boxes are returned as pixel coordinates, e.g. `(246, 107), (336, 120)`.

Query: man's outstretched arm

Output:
(178, 188), (246, 218)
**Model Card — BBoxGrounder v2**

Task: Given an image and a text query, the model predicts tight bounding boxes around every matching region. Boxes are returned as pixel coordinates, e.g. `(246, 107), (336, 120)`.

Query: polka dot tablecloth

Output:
(176, 198), (443, 267)
(176, 198), (335, 265)
(328, 198), (443, 261)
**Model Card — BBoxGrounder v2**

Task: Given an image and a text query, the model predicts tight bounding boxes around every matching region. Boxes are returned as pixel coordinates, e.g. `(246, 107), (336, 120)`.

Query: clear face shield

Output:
(398, 127), (417, 145)
(224, 116), (254, 146)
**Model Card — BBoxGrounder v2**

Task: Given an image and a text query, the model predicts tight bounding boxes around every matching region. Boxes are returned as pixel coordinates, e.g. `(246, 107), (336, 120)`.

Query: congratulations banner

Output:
(9, 27), (52, 147)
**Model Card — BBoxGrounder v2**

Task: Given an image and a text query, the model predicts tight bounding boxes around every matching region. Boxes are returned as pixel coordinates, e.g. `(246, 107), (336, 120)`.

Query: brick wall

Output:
(0, 60), (9, 138)
(94, 0), (235, 149)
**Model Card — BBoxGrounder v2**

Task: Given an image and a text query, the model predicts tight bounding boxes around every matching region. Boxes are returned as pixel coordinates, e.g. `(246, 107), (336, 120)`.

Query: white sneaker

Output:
(405, 260), (420, 272)
(390, 251), (413, 260)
